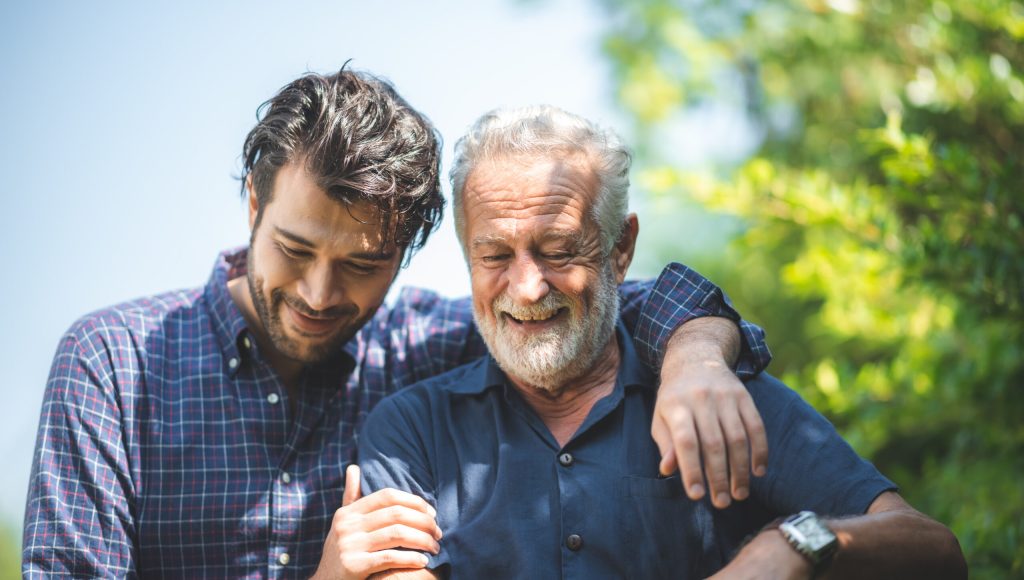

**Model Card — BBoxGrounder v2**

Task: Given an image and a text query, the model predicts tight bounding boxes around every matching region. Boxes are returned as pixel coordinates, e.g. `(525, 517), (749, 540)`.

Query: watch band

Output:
(778, 511), (838, 577)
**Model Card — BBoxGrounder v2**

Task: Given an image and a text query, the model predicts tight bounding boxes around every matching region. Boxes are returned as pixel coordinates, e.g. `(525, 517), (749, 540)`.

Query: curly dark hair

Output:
(240, 67), (444, 260)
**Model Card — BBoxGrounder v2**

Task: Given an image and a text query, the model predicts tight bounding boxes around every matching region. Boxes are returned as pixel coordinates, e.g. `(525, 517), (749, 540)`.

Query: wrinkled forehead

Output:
(461, 153), (603, 246)
(463, 152), (600, 211)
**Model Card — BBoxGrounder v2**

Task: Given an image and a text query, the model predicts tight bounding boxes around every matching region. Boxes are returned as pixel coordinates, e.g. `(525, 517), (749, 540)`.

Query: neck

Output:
(226, 276), (304, 392)
(507, 335), (621, 448)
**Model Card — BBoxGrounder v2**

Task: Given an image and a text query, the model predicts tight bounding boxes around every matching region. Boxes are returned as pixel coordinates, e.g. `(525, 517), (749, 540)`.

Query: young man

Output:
(23, 70), (771, 578)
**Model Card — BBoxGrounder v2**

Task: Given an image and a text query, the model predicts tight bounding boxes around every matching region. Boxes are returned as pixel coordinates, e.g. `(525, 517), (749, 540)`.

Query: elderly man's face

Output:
(462, 154), (635, 391)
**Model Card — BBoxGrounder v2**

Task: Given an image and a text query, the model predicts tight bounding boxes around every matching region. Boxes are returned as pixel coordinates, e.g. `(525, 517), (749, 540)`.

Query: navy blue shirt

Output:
(358, 326), (895, 579)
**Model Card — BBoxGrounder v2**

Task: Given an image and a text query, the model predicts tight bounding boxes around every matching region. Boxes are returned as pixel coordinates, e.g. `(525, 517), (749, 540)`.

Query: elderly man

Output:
(356, 106), (967, 578)
(24, 69), (773, 578)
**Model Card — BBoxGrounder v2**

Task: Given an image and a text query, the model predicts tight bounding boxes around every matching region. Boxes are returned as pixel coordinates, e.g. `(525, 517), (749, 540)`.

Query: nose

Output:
(506, 253), (549, 305)
(297, 260), (343, 313)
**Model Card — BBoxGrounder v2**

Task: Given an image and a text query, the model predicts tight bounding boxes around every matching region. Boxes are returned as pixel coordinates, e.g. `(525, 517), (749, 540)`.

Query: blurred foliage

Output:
(0, 522), (18, 580)
(596, 0), (1024, 576)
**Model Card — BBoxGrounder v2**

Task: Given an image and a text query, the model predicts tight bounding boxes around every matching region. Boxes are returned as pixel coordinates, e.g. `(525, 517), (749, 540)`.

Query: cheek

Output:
(553, 269), (595, 306)
(470, 268), (502, 314)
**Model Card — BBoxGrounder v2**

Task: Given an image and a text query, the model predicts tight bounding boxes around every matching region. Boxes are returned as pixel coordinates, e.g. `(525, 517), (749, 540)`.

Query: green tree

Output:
(597, 0), (1024, 576)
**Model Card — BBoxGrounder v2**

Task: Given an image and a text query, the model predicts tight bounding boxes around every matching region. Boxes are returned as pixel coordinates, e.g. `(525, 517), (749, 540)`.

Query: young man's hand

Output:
(311, 465), (442, 580)
(652, 317), (769, 508)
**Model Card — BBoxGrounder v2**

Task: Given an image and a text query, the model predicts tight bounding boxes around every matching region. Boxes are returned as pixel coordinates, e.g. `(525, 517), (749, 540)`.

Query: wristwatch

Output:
(778, 511), (838, 576)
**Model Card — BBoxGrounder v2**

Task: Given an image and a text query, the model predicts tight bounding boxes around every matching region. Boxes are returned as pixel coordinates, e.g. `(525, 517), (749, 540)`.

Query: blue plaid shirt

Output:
(23, 247), (769, 578)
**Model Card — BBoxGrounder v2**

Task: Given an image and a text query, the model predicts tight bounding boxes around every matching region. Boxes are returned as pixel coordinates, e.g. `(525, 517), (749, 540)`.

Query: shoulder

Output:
(59, 287), (206, 360)
(366, 359), (488, 423)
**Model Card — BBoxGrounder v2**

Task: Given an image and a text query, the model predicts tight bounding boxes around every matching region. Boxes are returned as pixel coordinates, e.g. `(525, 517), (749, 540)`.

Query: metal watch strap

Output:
(779, 511), (838, 577)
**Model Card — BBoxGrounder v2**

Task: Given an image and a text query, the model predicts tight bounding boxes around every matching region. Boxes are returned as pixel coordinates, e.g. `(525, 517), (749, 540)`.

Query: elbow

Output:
(919, 522), (967, 580)
(940, 528), (968, 580)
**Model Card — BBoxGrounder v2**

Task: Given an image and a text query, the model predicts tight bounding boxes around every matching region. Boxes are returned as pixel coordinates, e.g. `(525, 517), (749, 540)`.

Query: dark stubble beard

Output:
(246, 248), (363, 365)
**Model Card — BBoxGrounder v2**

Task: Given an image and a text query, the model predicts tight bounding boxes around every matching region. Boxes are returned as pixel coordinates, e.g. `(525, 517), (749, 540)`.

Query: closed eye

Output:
(347, 262), (379, 276)
(480, 252), (512, 262)
(278, 243), (312, 260)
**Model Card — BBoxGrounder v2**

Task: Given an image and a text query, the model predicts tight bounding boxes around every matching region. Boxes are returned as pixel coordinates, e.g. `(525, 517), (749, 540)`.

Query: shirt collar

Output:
(203, 246), (356, 381)
(450, 321), (655, 396)
(204, 247), (252, 376)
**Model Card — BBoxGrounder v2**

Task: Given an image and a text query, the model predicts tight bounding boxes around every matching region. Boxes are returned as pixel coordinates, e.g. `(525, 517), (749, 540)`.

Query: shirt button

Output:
(558, 452), (574, 467)
(278, 552), (290, 565)
(242, 336), (252, 350)
(281, 472), (292, 483)
(267, 393), (280, 405)
(566, 534), (583, 551)
(227, 357), (239, 369)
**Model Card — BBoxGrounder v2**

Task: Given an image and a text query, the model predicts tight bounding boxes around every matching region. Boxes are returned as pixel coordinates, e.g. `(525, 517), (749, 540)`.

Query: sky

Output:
(0, 0), (626, 532)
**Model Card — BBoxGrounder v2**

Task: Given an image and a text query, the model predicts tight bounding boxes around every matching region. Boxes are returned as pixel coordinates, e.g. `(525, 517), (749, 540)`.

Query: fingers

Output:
(664, 408), (706, 500)
(692, 401), (732, 508)
(347, 487), (437, 518)
(651, 413), (676, 476)
(362, 523), (441, 554)
(349, 550), (431, 577)
(739, 394), (769, 477)
(343, 464), (362, 507)
(359, 504), (443, 542)
(718, 405), (750, 502)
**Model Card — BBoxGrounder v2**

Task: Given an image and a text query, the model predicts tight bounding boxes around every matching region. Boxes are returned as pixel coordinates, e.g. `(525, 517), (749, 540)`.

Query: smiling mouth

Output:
(285, 303), (345, 336)
(502, 307), (567, 326)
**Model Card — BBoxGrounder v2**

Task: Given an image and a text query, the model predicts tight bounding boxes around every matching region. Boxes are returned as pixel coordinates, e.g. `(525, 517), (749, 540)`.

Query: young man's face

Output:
(244, 161), (402, 365)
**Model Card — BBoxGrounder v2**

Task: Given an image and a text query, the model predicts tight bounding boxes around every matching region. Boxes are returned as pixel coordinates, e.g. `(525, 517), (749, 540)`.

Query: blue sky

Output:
(0, 0), (625, 530)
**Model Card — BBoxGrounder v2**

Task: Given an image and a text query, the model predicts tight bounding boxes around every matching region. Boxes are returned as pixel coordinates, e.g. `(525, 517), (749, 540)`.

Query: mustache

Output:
(271, 289), (358, 320)
(493, 290), (571, 319)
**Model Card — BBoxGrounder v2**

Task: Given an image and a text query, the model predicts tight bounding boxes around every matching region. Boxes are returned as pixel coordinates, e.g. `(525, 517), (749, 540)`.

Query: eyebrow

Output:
(275, 227), (397, 261)
(470, 229), (583, 249)
(275, 227), (315, 247)
(470, 233), (508, 249)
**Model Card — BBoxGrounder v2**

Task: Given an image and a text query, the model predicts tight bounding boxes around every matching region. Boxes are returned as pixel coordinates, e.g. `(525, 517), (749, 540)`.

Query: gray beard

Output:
(474, 263), (620, 392)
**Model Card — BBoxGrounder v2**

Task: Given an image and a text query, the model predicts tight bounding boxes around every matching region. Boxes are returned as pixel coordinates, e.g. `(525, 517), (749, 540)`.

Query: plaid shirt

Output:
(23, 248), (769, 579)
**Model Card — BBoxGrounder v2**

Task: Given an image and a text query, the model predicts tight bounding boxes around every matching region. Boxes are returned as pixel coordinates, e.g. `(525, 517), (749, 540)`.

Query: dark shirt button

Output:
(566, 534), (583, 551)
(558, 452), (574, 467)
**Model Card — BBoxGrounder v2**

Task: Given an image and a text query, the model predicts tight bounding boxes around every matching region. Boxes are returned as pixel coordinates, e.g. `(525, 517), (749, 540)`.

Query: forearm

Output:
(727, 495), (966, 580)
(662, 316), (741, 371)
(821, 506), (966, 579)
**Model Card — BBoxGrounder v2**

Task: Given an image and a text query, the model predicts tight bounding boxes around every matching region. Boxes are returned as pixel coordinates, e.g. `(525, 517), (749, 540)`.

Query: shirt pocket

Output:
(619, 475), (708, 579)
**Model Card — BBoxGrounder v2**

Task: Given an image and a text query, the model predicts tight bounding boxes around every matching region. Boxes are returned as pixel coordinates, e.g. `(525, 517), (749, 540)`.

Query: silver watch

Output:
(778, 511), (838, 576)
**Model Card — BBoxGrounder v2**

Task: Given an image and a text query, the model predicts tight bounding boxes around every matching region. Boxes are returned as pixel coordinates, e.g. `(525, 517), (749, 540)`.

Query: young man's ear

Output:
(246, 175), (259, 231)
(612, 214), (639, 284)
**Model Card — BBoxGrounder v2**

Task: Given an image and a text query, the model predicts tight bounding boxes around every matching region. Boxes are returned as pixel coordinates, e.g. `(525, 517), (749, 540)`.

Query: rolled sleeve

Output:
(632, 262), (771, 379)
(358, 395), (450, 572)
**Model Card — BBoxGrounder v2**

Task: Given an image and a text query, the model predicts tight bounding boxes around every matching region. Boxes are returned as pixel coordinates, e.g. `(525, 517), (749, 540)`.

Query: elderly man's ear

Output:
(612, 214), (640, 284)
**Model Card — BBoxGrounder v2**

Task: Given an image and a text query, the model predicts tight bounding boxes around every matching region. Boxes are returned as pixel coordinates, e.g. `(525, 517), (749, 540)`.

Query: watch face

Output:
(793, 516), (837, 551)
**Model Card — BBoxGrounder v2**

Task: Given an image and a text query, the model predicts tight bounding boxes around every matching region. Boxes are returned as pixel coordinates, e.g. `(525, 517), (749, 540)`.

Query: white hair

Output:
(449, 105), (632, 255)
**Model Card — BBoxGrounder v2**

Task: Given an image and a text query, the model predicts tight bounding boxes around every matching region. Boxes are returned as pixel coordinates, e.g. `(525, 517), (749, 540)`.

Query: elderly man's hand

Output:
(652, 317), (768, 508)
(311, 465), (441, 580)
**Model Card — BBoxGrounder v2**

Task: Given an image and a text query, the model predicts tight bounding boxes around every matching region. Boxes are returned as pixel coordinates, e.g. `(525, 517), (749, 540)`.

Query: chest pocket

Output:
(619, 475), (711, 579)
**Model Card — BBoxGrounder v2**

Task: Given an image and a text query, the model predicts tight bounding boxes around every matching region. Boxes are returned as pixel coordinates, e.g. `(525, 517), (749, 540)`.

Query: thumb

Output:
(342, 463), (362, 506)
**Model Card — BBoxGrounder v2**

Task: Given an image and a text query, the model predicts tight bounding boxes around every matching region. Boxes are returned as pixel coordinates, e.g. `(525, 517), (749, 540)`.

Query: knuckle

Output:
(676, 435), (700, 452)
(727, 433), (747, 447)
(703, 438), (725, 454)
